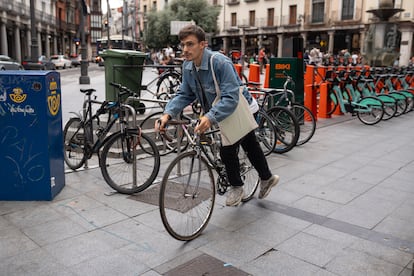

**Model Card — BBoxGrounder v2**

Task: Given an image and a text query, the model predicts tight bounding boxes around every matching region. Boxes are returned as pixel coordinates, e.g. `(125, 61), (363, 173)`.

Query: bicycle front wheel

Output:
(238, 147), (260, 202)
(63, 117), (87, 170)
(159, 151), (215, 241)
(100, 129), (160, 194)
(266, 106), (300, 154)
(290, 103), (316, 146)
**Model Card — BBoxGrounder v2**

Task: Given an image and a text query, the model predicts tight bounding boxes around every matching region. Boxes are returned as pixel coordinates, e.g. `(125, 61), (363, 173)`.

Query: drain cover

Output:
(164, 254), (250, 276)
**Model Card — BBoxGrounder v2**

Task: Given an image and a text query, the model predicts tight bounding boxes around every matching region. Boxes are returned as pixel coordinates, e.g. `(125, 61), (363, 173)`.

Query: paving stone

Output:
(70, 248), (150, 276)
(241, 249), (326, 276)
(374, 216), (414, 243)
(0, 226), (39, 260)
(302, 224), (359, 247)
(22, 217), (89, 246)
(4, 204), (66, 229)
(199, 231), (271, 267)
(349, 238), (413, 267)
(325, 248), (405, 276)
(309, 185), (360, 204)
(276, 232), (346, 267)
(290, 196), (341, 216)
(0, 248), (75, 276)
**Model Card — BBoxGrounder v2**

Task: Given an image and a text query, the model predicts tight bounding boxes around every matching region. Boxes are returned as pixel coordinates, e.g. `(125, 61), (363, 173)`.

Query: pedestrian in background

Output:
(258, 47), (266, 74)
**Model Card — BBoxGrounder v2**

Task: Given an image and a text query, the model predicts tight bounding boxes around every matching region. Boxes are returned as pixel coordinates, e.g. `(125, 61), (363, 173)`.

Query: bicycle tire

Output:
(159, 150), (215, 241)
(398, 90), (413, 113)
(99, 129), (160, 194)
(376, 94), (397, 120)
(238, 147), (260, 202)
(289, 103), (316, 146)
(388, 92), (407, 116)
(139, 111), (189, 156)
(255, 110), (277, 156)
(356, 97), (384, 125)
(156, 72), (181, 98)
(266, 106), (300, 154)
(63, 117), (87, 170)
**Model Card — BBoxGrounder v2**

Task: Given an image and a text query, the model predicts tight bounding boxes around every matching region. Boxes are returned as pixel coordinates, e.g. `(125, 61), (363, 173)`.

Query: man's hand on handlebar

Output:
(154, 114), (171, 133)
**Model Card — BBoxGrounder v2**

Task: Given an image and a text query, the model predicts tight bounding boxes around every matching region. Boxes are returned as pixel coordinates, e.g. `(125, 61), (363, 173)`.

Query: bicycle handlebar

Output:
(109, 82), (135, 98)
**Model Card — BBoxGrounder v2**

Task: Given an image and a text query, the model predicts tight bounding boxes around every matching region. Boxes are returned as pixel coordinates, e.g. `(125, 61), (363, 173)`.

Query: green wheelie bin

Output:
(101, 49), (146, 113)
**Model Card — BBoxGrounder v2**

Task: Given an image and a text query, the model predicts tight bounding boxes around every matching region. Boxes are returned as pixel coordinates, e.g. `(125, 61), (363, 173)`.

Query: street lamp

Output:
(30, 0), (39, 62)
(79, 0), (90, 84)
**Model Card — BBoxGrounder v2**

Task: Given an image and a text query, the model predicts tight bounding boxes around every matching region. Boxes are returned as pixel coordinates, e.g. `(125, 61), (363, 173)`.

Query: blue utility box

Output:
(0, 71), (65, 200)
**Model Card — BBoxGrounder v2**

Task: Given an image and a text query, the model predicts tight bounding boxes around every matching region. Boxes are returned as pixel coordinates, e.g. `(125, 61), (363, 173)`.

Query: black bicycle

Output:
(63, 82), (160, 194)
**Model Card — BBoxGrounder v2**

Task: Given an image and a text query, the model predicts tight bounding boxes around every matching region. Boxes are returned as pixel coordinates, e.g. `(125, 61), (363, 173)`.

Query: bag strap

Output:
(193, 63), (210, 113)
(209, 54), (221, 104)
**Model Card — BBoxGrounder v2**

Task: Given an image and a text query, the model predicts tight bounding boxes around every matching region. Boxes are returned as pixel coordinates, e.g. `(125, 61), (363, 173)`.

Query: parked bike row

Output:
(304, 65), (414, 125)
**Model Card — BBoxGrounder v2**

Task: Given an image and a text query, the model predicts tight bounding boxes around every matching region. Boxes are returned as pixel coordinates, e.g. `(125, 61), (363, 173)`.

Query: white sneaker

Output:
(226, 186), (245, 206)
(258, 175), (280, 199)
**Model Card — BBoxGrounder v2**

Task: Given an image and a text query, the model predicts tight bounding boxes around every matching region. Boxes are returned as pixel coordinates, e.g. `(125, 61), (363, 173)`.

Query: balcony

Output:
(244, 0), (258, 2)
(227, 0), (240, 5)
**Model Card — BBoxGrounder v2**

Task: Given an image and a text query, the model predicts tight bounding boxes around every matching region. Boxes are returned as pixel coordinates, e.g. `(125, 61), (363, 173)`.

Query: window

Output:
(231, 13), (237, 27)
(249, 10), (255, 26)
(341, 0), (354, 20)
(312, 0), (324, 23)
(267, 8), (274, 26)
(289, 5), (297, 25)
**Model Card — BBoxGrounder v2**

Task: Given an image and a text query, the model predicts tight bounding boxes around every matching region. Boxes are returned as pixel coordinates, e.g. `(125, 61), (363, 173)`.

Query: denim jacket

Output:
(164, 48), (253, 124)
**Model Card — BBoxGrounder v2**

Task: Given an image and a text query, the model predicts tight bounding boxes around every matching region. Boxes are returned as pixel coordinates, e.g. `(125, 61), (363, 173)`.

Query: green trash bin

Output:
(101, 49), (146, 113)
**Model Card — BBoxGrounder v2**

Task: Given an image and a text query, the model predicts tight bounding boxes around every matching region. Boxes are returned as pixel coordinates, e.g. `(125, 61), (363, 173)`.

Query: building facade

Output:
(0, 0), (101, 62)
(210, 0), (414, 66)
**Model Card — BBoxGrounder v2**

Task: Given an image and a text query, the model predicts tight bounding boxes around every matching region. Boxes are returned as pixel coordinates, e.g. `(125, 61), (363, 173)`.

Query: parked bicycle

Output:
(63, 82), (160, 194)
(250, 73), (316, 146)
(158, 118), (259, 241)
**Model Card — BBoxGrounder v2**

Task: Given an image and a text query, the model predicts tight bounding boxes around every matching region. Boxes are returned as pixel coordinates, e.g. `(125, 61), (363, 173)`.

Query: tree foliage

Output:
(143, 0), (221, 49)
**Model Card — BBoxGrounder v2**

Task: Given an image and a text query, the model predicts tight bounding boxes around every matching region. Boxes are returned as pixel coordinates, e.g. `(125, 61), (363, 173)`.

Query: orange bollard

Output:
(248, 63), (260, 84)
(316, 66), (327, 84)
(318, 82), (331, 119)
(233, 63), (243, 81)
(304, 64), (314, 87)
(304, 84), (317, 121)
(263, 64), (270, 88)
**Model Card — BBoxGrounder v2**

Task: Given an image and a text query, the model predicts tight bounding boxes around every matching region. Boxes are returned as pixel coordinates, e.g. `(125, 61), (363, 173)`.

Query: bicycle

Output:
(257, 73), (316, 146)
(249, 84), (300, 154)
(63, 82), (160, 194)
(139, 107), (276, 156)
(325, 70), (385, 125)
(158, 118), (260, 241)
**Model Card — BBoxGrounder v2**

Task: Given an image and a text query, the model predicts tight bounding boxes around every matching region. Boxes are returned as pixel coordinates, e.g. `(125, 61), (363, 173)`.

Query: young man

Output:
(155, 25), (279, 206)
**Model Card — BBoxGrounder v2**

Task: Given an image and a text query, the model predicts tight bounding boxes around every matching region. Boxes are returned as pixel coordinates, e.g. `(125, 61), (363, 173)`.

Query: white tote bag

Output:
(210, 55), (258, 146)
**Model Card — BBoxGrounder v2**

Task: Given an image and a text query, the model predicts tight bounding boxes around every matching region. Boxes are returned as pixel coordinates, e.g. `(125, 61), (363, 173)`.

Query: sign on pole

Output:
(170, 20), (195, 35)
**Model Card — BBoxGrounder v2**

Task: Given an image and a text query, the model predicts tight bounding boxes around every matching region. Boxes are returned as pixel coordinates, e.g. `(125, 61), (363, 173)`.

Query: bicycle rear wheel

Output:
(63, 117), (87, 170)
(159, 151), (215, 241)
(238, 147), (260, 202)
(356, 97), (384, 125)
(100, 129), (160, 194)
(255, 110), (277, 156)
(289, 103), (316, 146)
(266, 106), (300, 154)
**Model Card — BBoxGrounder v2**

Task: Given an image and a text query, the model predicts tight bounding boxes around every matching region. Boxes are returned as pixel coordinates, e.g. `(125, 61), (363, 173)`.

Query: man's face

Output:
(180, 34), (205, 64)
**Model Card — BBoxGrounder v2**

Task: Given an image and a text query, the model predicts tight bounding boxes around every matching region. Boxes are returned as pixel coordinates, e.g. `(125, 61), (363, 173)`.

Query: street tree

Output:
(144, 0), (221, 50)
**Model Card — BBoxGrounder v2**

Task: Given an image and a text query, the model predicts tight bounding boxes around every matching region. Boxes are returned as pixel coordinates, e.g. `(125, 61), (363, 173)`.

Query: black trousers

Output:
(220, 130), (272, 187)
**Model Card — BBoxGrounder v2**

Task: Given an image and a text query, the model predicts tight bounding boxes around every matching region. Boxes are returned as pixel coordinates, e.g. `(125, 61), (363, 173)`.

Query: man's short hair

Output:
(178, 25), (205, 42)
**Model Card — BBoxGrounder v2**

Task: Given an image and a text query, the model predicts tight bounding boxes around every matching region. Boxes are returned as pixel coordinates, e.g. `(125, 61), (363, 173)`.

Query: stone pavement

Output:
(1, 65), (414, 275)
